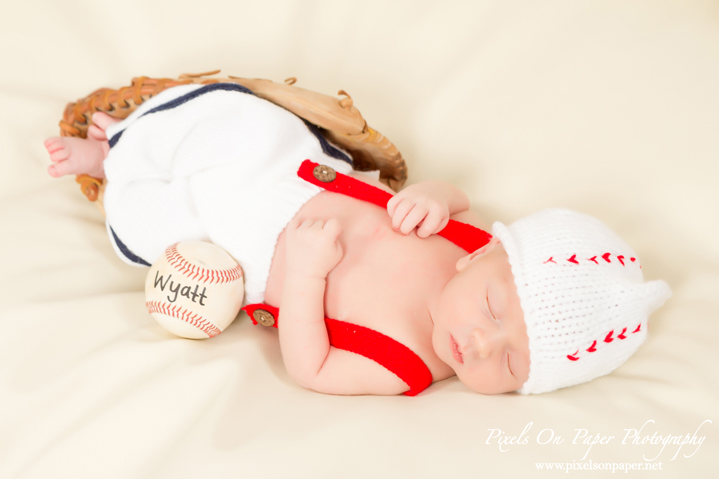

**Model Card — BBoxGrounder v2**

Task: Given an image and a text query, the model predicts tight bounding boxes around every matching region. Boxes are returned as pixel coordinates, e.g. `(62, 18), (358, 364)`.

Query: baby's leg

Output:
(45, 112), (120, 179)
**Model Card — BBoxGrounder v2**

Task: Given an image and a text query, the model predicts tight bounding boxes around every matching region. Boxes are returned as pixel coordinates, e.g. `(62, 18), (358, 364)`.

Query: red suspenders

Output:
(242, 303), (433, 396)
(297, 160), (493, 253)
(242, 160), (492, 396)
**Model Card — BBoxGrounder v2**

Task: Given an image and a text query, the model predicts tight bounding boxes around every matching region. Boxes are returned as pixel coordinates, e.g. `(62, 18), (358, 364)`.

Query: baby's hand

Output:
(387, 183), (451, 238)
(285, 218), (344, 279)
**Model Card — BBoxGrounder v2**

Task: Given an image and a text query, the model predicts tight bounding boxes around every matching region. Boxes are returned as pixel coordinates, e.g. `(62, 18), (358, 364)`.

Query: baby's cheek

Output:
(429, 326), (449, 367)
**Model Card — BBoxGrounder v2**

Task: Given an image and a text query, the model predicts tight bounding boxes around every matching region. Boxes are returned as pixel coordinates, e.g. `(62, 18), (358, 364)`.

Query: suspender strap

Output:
(242, 160), (494, 396)
(242, 303), (432, 396)
(297, 160), (493, 252)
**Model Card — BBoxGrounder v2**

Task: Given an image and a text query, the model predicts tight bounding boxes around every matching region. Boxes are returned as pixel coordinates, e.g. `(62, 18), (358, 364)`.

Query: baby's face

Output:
(432, 240), (530, 394)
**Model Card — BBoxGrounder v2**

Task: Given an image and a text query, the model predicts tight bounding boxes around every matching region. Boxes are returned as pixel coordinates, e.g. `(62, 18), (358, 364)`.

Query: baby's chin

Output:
(456, 372), (522, 395)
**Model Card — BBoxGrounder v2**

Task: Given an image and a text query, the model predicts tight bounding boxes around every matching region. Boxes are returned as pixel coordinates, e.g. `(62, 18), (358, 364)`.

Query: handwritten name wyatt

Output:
(153, 271), (208, 305)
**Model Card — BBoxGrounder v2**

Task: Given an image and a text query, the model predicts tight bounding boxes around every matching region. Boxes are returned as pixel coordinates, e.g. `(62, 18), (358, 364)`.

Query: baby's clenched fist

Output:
(387, 182), (451, 238)
(285, 218), (344, 279)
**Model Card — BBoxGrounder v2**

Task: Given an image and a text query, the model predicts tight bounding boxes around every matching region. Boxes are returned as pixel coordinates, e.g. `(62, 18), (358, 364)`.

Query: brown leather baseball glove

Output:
(59, 70), (407, 208)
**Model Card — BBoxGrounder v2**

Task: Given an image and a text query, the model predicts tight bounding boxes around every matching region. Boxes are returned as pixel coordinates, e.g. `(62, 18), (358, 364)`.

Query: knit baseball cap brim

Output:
(491, 220), (536, 394)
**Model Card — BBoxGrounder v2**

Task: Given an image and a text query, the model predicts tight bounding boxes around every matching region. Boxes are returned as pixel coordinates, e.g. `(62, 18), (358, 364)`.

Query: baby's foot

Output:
(44, 137), (107, 179)
(45, 112), (120, 179)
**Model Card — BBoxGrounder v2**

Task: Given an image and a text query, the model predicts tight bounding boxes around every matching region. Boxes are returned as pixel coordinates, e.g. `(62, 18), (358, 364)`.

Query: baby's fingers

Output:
(387, 193), (403, 216)
(416, 207), (449, 238)
(390, 198), (414, 231)
(400, 205), (429, 235)
(322, 218), (341, 239)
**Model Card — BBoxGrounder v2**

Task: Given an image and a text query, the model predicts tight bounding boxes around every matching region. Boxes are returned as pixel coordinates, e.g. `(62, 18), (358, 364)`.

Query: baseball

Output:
(145, 241), (244, 339)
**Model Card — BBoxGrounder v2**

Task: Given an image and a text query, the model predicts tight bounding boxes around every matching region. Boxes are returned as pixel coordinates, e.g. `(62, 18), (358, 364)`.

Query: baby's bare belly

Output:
(263, 188), (465, 379)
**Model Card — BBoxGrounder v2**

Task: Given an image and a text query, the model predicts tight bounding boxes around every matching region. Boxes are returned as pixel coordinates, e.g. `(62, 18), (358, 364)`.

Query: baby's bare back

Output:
(264, 173), (481, 380)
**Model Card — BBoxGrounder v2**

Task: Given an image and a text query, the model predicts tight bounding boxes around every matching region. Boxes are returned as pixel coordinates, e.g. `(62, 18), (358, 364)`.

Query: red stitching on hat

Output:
(568, 323), (643, 361)
(546, 253), (639, 266)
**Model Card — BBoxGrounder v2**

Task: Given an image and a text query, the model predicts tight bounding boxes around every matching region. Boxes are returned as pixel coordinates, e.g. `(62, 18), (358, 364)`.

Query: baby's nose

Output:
(471, 326), (505, 360)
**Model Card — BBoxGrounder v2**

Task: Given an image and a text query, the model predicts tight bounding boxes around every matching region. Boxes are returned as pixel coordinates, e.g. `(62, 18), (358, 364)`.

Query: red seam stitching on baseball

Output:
(164, 244), (243, 285)
(146, 300), (221, 337)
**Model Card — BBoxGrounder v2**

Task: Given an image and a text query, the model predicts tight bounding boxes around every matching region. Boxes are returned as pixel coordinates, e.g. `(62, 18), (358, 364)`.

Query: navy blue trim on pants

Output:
(302, 120), (352, 165)
(110, 226), (151, 266)
(109, 83), (255, 148)
(108, 83), (353, 166)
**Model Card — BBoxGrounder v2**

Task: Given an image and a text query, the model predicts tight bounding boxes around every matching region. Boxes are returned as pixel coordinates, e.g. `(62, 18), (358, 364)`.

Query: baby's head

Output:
(432, 208), (671, 395)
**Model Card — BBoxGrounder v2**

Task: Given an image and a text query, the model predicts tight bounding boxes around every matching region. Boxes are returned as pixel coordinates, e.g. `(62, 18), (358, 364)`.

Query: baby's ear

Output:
(456, 237), (500, 272)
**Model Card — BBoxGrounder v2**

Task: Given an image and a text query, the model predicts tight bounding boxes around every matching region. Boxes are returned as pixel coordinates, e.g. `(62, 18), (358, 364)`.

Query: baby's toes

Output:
(91, 111), (120, 131)
(44, 137), (72, 162)
(44, 137), (66, 154)
(47, 158), (79, 178)
(87, 125), (107, 141)
(47, 162), (64, 178)
(49, 146), (71, 162)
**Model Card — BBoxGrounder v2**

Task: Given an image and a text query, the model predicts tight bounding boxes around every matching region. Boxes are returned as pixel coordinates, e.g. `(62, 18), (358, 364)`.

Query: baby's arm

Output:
(279, 218), (407, 395)
(279, 218), (340, 385)
(387, 180), (470, 238)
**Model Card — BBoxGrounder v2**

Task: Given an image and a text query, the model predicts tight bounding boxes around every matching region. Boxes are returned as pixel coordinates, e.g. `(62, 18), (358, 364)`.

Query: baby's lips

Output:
(450, 334), (464, 364)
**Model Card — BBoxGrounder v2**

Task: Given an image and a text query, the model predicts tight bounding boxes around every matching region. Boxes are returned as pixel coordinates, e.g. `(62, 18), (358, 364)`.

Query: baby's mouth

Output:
(450, 334), (464, 364)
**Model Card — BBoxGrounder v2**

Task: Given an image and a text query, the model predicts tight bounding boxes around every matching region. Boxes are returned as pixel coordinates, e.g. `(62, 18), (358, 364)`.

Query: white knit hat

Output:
(491, 209), (671, 394)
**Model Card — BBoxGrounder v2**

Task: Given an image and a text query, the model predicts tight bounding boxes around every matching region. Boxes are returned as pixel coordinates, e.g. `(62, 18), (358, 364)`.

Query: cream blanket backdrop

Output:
(1, 0), (717, 477)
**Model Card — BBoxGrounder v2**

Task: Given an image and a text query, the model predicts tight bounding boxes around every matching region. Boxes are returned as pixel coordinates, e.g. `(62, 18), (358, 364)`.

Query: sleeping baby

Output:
(45, 83), (671, 396)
